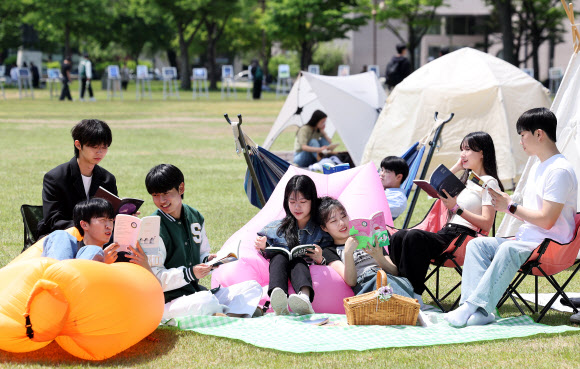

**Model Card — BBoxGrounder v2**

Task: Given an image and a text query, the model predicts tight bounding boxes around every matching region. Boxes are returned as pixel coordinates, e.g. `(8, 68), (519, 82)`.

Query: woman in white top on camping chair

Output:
(387, 131), (504, 305)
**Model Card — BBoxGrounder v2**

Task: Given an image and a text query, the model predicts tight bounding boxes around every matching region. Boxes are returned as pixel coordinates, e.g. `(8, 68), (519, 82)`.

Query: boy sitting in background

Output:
(42, 198), (148, 270)
(145, 164), (262, 320)
(379, 156), (409, 220)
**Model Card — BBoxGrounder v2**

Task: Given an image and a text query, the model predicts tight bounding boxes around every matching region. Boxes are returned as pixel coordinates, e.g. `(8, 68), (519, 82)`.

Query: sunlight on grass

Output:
(1, 88), (579, 368)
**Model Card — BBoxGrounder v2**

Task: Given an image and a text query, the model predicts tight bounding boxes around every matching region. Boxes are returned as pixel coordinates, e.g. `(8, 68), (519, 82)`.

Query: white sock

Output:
(444, 302), (477, 327)
(466, 311), (495, 326)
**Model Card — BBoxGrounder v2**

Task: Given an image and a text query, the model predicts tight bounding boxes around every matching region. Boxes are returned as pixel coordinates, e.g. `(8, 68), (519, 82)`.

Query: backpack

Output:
(253, 66), (263, 80)
(385, 58), (402, 86)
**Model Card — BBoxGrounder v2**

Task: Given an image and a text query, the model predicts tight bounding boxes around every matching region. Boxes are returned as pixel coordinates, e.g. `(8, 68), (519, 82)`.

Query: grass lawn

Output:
(1, 83), (580, 368)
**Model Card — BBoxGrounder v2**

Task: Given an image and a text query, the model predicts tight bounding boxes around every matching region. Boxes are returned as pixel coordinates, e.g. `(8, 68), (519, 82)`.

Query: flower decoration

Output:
(376, 284), (393, 302)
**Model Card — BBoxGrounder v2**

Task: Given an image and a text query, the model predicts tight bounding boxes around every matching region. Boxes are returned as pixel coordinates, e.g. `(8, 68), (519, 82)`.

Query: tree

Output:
(0, 1), (25, 56)
(21, 0), (110, 57)
(263, 0), (370, 71)
(150, 0), (209, 89)
(376, 0), (445, 70)
(517, 0), (568, 80)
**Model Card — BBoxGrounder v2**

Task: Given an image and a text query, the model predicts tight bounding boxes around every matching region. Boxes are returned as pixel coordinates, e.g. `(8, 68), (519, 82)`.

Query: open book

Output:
(262, 244), (316, 261)
(114, 214), (160, 255)
(95, 186), (144, 215)
(349, 211), (390, 250)
(413, 164), (465, 199)
(207, 241), (241, 267)
(467, 171), (490, 189)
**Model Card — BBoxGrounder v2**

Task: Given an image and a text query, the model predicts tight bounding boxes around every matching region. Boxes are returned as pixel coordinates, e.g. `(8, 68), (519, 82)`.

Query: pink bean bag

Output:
(212, 163), (393, 314)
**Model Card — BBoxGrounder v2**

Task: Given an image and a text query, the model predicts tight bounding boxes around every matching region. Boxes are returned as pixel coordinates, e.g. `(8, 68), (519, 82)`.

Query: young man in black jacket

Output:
(37, 119), (117, 238)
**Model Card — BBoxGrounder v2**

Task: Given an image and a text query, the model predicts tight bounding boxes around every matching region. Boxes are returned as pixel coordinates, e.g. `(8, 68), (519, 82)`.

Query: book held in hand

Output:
(262, 244), (316, 261)
(467, 171), (490, 189)
(95, 186), (144, 215)
(114, 214), (160, 256)
(207, 241), (241, 267)
(413, 164), (465, 199)
(349, 211), (390, 250)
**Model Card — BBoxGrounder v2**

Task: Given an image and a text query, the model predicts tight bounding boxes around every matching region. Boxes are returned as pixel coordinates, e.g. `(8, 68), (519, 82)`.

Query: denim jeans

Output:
(353, 268), (414, 299)
(41, 230), (105, 262)
(460, 237), (536, 315)
(293, 137), (330, 167)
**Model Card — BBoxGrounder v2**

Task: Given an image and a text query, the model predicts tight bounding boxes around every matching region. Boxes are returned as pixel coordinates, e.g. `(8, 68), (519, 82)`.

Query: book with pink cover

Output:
(348, 211), (390, 250)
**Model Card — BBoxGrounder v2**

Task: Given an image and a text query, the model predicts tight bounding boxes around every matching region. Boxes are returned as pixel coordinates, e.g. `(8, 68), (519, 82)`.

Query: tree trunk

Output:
(407, 23), (416, 71)
(495, 0), (517, 65)
(300, 42), (313, 72)
(259, 0), (269, 77)
(532, 40), (541, 80)
(64, 23), (71, 57)
(177, 25), (191, 90)
(206, 22), (219, 90)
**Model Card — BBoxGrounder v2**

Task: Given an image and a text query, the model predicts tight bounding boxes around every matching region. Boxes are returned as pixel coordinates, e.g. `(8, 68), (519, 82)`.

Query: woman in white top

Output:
(388, 131), (504, 303)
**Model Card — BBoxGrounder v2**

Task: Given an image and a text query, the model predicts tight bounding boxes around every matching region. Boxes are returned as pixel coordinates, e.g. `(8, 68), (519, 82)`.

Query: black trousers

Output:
(252, 79), (262, 99)
(80, 78), (93, 98)
(268, 253), (314, 302)
(388, 224), (476, 294)
(60, 80), (72, 101)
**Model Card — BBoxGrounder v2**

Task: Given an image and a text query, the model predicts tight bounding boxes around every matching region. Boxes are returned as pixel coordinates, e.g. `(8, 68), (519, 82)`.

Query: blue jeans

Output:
(41, 230), (105, 262)
(353, 269), (415, 298)
(293, 137), (330, 167)
(460, 237), (536, 315)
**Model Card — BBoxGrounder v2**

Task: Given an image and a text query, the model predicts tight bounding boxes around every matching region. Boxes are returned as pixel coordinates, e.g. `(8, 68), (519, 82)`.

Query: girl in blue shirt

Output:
(255, 175), (332, 315)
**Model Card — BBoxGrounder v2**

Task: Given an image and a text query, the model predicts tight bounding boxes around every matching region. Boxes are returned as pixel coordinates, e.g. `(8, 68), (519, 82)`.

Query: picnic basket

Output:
(343, 270), (420, 326)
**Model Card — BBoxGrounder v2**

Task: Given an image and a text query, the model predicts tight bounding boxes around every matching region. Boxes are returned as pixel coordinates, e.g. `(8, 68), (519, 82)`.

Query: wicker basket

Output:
(343, 270), (420, 326)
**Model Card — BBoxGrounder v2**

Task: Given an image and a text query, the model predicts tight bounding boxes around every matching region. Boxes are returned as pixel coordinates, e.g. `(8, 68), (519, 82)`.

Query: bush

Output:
(268, 53), (300, 80)
(312, 43), (347, 75)
(4, 55), (17, 66)
(45, 61), (60, 69)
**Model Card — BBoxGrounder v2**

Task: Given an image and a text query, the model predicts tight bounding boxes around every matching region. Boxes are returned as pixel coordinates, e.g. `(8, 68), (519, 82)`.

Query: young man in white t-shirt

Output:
(445, 107), (578, 327)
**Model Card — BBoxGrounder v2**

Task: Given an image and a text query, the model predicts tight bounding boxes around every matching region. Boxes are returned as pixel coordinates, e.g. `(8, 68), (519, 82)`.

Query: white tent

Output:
(498, 49), (580, 235)
(263, 71), (387, 166)
(361, 47), (552, 183)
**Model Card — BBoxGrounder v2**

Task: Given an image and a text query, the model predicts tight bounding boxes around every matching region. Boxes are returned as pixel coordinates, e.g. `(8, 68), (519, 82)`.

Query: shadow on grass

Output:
(0, 326), (180, 366)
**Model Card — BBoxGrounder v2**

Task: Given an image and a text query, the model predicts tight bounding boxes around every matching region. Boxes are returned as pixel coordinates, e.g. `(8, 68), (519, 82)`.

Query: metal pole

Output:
(224, 114), (267, 208)
(402, 112), (454, 228)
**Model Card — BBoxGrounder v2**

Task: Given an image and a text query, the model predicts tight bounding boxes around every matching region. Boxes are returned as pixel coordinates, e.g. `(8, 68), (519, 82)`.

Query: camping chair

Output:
(20, 204), (43, 252)
(496, 213), (580, 323)
(225, 114), (291, 209)
(388, 199), (490, 312)
(400, 142), (426, 198)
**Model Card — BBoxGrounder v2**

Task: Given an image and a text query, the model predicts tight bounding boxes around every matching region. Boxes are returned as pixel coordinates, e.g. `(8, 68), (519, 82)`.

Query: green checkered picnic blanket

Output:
(174, 309), (580, 353)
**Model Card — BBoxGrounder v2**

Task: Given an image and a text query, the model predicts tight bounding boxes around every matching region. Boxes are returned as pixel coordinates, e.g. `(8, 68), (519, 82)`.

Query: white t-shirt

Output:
(449, 175), (499, 231)
(516, 154), (577, 244)
(81, 174), (92, 199)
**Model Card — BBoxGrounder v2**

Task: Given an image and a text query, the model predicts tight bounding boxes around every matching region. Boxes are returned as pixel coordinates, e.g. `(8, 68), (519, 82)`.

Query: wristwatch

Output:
(508, 202), (518, 214)
(455, 207), (464, 216)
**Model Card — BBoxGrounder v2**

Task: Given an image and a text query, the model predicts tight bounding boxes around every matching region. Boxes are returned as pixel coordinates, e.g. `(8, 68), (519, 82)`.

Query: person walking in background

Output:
(385, 43), (411, 90)
(251, 59), (263, 100)
(59, 57), (73, 101)
(30, 62), (39, 88)
(79, 53), (96, 102)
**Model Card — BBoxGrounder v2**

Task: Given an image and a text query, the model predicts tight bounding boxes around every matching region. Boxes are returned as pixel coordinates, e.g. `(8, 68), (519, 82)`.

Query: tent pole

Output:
(224, 114), (267, 207)
(402, 112), (454, 228)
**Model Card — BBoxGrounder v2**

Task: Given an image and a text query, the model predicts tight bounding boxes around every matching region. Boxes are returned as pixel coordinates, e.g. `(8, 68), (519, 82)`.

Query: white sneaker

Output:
(288, 292), (315, 315)
(270, 287), (289, 315)
(89, 97), (96, 102)
(79, 98), (85, 102)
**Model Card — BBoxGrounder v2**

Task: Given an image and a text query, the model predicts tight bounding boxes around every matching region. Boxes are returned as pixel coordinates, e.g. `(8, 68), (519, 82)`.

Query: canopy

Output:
(361, 47), (552, 183)
(263, 71), (387, 166)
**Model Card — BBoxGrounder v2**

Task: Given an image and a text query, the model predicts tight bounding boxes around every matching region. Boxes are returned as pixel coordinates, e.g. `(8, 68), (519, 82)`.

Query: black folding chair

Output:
(20, 204), (43, 252)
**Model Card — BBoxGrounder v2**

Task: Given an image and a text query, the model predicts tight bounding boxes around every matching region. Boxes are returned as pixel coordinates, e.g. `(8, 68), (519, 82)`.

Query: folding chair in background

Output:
(497, 213), (580, 322)
(20, 204), (43, 252)
(388, 199), (491, 312)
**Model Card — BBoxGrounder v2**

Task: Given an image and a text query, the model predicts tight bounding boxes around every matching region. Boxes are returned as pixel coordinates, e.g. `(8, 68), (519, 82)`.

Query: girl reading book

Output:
(293, 110), (336, 167)
(318, 197), (415, 298)
(389, 131), (504, 304)
(254, 175), (333, 315)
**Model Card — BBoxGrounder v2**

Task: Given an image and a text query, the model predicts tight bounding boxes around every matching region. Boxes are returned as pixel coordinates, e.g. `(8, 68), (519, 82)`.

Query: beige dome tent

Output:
(361, 47), (551, 184)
